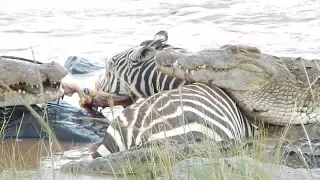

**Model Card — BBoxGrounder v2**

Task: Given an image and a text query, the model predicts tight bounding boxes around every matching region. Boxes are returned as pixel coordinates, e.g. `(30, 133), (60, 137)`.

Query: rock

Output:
(59, 137), (320, 178)
(60, 143), (187, 175)
(59, 140), (237, 178)
(158, 156), (320, 180)
(64, 56), (105, 75)
(1, 101), (108, 143)
(260, 123), (320, 168)
(258, 139), (320, 169)
(267, 123), (320, 141)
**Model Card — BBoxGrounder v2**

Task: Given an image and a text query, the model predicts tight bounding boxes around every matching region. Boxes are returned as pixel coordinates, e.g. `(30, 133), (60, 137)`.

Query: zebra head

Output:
(99, 30), (187, 104)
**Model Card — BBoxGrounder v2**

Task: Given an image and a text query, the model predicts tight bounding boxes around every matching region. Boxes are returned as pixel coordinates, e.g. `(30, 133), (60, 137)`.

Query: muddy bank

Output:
(0, 101), (109, 143)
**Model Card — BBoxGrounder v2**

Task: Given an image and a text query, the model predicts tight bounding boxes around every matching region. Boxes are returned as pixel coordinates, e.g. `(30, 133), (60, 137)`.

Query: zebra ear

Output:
(139, 30), (168, 46)
(132, 45), (156, 62)
(153, 30), (168, 43)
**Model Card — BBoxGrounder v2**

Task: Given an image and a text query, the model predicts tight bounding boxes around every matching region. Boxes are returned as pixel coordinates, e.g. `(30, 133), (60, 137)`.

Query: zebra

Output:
(86, 30), (257, 160)
(91, 83), (256, 159)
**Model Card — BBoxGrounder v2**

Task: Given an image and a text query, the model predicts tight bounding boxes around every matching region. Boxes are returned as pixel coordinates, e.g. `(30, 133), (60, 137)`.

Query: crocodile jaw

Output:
(158, 63), (270, 91)
(0, 81), (64, 107)
(0, 88), (64, 107)
(0, 56), (68, 106)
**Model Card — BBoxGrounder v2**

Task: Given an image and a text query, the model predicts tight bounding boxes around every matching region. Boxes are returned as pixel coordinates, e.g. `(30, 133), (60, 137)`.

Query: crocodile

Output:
(0, 56), (109, 142)
(155, 44), (320, 126)
(0, 56), (67, 106)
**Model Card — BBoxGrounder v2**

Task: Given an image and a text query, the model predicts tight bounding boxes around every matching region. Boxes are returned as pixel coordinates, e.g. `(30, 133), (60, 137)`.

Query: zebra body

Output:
(92, 83), (255, 158)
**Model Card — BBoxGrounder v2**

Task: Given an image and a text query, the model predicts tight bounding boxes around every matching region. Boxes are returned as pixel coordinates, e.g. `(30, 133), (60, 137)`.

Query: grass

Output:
(0, 108), (315, 180)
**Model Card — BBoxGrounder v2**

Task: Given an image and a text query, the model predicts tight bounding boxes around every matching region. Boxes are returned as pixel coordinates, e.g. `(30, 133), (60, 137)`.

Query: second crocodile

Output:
(155, 44), (320, 126)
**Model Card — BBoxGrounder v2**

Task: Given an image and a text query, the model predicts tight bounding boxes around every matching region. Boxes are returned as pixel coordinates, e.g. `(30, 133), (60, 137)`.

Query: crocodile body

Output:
(0, 56), (67, 106)
(155, 44), (320, 125)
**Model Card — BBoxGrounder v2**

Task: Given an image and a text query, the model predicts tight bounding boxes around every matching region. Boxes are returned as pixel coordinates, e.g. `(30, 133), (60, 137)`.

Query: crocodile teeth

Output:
(22, 90), (26, 94)
(36, 85), (39, 88)
(185, 69), (189, 73)
(178, 65), (182, 68)
(199, 64), (206, 69)
(190, 70), (195, 76)
(45, 91), (52, 95)
(53, 82), (56, 85)
(18, 89), (22, 94)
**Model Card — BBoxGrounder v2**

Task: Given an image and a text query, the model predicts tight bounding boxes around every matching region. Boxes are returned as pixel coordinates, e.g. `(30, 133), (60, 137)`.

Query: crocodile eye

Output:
(229, 46), (238, 54)
(51, 61), (55, 65)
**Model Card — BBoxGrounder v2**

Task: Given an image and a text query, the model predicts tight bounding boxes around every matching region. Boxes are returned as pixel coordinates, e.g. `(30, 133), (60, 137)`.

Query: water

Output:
(0, 139), (93, 169)
(0, 0), (320, 178)
(0, 139), (122, 179)
(1, 0), (319, 64)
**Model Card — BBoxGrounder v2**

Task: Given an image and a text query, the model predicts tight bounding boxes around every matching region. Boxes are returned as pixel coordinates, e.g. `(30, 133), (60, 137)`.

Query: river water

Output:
(0, 0), (320, 179)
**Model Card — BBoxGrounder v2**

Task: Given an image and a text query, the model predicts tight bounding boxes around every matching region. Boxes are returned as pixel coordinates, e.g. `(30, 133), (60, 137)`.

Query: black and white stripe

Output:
(99, 30), (188, 98)
(92, 83), (256, 158)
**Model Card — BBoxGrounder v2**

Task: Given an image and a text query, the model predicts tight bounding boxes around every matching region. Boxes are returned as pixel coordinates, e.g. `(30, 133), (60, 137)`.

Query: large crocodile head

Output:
(0, 56), (68, 106)
(155, 44), (320, 125)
